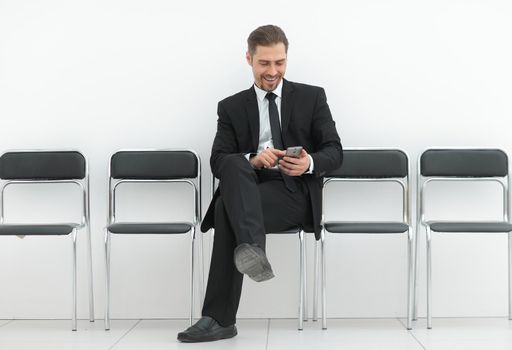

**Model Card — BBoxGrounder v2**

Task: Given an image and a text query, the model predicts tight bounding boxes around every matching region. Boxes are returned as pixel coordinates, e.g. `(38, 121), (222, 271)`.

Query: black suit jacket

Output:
(200, 79), (343, 239)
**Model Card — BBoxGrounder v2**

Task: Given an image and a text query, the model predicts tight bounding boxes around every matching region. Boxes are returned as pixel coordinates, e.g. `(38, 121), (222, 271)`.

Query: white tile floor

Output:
(0, 318), (512, 349)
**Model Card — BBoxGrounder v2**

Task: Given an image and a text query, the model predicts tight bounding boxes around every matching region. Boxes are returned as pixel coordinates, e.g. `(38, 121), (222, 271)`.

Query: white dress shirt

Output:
(247, 80), (314, 174)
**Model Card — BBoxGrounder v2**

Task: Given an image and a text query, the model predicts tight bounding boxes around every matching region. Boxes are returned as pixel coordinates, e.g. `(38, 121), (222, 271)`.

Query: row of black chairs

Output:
(0, 148), (510, 331)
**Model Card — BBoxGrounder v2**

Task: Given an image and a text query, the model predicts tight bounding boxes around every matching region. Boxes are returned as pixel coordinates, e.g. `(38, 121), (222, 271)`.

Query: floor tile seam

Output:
(107, 319), (142, 350)
(2, 316), (508, 324)
(0, 316), (509, 321)
(412, 316), (511, 319)
(396, 318), (427, 350)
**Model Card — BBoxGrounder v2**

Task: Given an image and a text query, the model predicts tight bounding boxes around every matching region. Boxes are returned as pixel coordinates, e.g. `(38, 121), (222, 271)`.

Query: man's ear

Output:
(246, 51), (252, 66)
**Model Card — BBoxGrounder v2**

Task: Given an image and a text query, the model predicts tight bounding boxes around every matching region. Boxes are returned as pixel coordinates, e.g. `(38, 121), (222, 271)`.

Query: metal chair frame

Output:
(416, 147), (512, 329)
(317, 148), (414, 330)
(104, 149), (202, 330)
(0, 149), (95, 331)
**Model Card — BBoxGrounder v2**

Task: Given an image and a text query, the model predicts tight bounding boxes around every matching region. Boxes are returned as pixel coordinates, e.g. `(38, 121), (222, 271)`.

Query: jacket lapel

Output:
(245, 86), (260, 151)
(281, 79), (294, 146)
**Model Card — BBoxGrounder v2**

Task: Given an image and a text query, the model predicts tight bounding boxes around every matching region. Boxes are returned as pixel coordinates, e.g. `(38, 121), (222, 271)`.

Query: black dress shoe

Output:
(177, 316), (237, 343)
(234, 243), (275, 282)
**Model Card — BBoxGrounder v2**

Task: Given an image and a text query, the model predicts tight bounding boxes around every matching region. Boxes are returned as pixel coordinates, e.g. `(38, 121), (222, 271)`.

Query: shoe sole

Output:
(234, 245), (274, 282)
(178, 329), (237, 343)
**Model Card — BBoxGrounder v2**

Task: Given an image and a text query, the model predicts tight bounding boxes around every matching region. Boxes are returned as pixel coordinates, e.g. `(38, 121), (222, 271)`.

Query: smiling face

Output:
(246, 43), (287, 92)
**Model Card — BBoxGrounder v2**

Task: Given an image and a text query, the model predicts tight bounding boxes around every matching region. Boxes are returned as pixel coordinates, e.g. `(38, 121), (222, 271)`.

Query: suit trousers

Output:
(202, 154), (312, 326)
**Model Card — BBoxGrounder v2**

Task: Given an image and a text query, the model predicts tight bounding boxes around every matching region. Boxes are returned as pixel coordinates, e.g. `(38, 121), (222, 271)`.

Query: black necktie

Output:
(266, 92), (296, 192)
(266, 92), (284, 150)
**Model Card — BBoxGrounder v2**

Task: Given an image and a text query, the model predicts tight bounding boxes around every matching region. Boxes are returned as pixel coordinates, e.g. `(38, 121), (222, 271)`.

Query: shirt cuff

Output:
(245, 153), (257, 161)
(306, 155), (314, 174)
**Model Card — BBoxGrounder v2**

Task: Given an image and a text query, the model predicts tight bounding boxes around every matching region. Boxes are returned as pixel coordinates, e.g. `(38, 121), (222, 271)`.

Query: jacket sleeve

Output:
(210, 101), (241, 179)
(309, 88), (343, 177)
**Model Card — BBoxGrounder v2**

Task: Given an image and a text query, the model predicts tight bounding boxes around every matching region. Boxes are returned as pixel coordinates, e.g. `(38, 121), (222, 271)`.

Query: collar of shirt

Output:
(253, 79), (283, 102)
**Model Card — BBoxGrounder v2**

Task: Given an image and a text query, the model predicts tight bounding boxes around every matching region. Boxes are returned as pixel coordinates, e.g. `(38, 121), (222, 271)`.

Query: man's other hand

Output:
(279, 149), (310, 176)
(249, 148), (285, 169)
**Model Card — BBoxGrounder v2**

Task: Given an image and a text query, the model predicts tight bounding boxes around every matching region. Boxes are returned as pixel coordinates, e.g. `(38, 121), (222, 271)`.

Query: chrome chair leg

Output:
(407, 228), (414, 330)
(313, 238), (319, 322)
(198, 227), (205, 311)
(321, 229), (327, 330)
(298, 231), (304, 330)
(426, 225), (432, 329)
(190, 227), (196, 326)
(104, 229), (111, 331)
(413, 223), (419, 321)
(86, 224), (95, 322)
(509, 232), (512, 320)
(72, 229), (78, 331)
(303, 232), (308, 322)
(209, 229), (215, 270)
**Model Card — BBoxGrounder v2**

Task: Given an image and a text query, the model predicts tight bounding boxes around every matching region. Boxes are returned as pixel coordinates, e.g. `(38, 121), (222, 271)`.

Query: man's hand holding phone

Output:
(279, 146), (310, 176)
(250, 146), (310, 175)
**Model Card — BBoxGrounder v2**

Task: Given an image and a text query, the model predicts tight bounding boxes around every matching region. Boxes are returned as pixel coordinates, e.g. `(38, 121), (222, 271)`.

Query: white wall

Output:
(0, 0), (511, 320)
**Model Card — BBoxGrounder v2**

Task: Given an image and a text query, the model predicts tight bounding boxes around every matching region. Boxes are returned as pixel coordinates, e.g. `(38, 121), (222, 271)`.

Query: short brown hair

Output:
(247, 25), (289, 55)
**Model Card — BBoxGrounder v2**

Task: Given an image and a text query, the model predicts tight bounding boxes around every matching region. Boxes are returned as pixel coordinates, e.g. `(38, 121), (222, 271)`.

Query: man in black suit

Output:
(178, 25), (342, 342)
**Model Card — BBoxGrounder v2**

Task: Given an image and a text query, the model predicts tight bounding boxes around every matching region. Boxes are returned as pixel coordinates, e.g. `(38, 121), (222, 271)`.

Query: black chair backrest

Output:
(0, 151), (86, 180)
(420, 149), (508, 178)
(110, 150), (198, 180)
(326, 149), (408, 178)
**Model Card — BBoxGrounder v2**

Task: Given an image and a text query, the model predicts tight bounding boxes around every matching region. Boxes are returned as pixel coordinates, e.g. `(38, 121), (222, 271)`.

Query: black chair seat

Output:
(269, 227), (302, 234)
(428, 221), (512, 233)
(0, 224), (77, 236)
(324, 222), (409, 233)
(108, 222), (193, 234)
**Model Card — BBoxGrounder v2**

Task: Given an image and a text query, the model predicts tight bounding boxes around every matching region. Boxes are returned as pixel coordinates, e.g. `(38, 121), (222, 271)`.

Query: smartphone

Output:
(285, 146), (303, 158)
